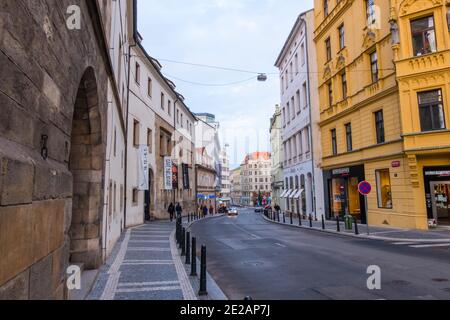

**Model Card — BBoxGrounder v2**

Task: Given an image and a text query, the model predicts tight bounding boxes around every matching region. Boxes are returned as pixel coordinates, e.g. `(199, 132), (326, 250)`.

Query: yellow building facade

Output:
(314, 0), (450, 230)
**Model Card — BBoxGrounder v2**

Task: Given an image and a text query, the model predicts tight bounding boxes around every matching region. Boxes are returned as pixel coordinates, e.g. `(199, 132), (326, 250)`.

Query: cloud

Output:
(137, 0), (314, 166)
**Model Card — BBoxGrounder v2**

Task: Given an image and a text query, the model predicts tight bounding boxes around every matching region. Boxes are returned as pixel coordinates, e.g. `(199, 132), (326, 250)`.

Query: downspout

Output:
(173, 98), (180, 207)
(303, 16), (318, 220)
(125, 0), (139, 228)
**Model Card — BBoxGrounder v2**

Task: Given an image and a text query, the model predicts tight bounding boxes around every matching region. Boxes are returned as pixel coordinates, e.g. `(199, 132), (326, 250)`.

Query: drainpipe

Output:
(173, 97), (180, 207)
(303, 16), (317, 220)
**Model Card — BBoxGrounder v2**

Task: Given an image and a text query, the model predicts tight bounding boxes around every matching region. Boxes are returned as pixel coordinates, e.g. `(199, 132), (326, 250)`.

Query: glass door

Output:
(430, 182), (450, 225)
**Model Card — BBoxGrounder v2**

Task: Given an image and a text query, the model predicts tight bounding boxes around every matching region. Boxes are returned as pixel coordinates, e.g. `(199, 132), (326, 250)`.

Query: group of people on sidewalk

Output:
(199, 204), (214, 218)
(167, 202), (183, 222)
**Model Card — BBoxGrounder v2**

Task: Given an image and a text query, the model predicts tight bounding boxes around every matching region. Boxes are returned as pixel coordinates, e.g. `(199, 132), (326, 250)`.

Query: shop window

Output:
(376, 169), (393, 209)
(411, 15), (437, 56)
(418, 89), (446, 132)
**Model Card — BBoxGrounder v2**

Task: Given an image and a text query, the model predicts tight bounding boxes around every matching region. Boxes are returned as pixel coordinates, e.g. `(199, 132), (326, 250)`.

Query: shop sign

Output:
(332, 168), (350, 175)
(425, 170), (450, 177)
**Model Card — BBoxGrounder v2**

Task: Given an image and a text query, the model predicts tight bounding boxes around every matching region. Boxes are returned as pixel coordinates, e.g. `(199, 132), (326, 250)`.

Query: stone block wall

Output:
(0, 0), (110, 299)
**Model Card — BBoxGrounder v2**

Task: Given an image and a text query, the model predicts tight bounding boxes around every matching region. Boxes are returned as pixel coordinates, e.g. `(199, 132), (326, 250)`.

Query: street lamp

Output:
(257, 73), (267, 82)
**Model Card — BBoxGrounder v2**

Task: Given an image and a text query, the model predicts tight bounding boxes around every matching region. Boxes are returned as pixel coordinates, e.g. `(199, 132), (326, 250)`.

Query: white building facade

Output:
(275, 10), (324, 219)
(219, 148), (231, 202)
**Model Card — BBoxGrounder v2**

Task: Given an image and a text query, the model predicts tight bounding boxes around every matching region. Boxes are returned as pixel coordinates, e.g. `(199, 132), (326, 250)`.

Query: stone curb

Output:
(174, 214), (229, 300)
(261, 214), (450, 243)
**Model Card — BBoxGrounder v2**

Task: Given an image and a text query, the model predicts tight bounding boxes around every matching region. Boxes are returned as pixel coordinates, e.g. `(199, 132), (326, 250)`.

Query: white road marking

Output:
(128, 240), (169, 243)
(410, 243), (450, 248)
(122, 262), (174, 265)
(115, 286), (182, 293)
(275, 243), (287, 248)
(118, 281), (179, 287)
(127, 247), (171, 251)
(392, 242), (418, 245)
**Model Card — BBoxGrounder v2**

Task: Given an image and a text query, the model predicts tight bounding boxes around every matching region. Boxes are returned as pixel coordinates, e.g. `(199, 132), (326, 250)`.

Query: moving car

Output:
(228, 207), (239, 217)
(254, 206), (263, 213)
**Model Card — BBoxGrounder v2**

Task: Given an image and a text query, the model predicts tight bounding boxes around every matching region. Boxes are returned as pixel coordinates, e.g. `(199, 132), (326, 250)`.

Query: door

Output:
(430, 182), (450, 225)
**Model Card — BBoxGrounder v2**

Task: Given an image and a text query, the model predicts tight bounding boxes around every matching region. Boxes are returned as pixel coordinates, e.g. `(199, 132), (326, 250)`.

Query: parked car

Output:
(254, 206), (263, 213)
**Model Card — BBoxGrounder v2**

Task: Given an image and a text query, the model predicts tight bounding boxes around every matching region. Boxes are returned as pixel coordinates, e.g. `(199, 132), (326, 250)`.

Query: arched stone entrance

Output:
(69, 67), (104, 269)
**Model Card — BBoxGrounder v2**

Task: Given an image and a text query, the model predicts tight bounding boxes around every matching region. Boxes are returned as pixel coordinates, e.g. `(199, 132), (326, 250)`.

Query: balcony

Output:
(396, 50), (450, 79)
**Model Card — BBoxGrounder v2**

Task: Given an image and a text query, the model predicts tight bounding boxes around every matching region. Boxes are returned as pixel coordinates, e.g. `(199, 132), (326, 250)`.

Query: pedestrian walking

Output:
(168, 203), (175, 222)
(274, 204), (281, 221)
(202, 205), (208, 218)
(209, 204), (214, 216)
(176, 202), (182, 219)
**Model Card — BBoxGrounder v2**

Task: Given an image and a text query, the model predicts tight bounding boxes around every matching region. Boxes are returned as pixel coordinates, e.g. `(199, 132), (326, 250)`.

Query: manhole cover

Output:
(242, 261), (264, 267)
(432, 278), (449, 283)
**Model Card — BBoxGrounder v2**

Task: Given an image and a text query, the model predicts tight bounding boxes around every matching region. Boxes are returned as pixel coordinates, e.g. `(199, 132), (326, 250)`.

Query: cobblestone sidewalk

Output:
(87, 221), (196, 300)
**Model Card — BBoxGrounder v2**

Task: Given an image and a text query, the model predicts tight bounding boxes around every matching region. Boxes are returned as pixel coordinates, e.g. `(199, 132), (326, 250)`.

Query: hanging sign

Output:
(164, 157), (173, 190)
(138, 146), (149, 191)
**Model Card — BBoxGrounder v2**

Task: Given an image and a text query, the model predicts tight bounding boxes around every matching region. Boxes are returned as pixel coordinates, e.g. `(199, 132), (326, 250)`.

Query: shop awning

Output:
(287, 189), (297, 198)
(292, 189), (304, 199)
(280, 190), (291, 198)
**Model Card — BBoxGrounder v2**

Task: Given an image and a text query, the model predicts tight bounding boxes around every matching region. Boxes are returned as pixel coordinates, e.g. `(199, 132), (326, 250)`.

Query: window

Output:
(294, 54), (299, 74)
(304, 127), (310, 153)
(341, 72), (347, 99)
(370, 51), (378, 83)
(135, 62), (140, 84)
(376, 169), (393, 209)
(338, 24), (345, 50)
(418, 89), (446, 132)
(411, 16), (437, 56)
(113, 128), (117, 157)
(374, 110), (385, 144)
(296, 90), (301, 114)
(291, 97), (295, 119)
(325, 37), (332, 61)
(168, 100), (172, 116)
(324, 0), (329, 17)
(366, 0), (375, 26)
(289, 62), (293, 82)
(176, 109), (180, 124)
(181, 114), (184, 127)
(132, 188), (139, 204)
(133, 119), (140, 147)
(285, 70), (289, 88)
(298, 131), (303, 156)
(331, 129), (337, 155)
(281, 76), (285, 93)
(147, 78), (152, 97)
(327, 82), (333, 107)
(300, 43), (305, 66)
(161, 92), (165, 110)
(147, 129), (153, 153)
(345, 123), (352, 152)
(302, 82), (307, 108)
(287, 102), (290, 123)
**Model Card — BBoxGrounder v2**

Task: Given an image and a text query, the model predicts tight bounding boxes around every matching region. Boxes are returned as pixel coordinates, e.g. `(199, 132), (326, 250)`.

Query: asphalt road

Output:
(190, 208), (450, 300)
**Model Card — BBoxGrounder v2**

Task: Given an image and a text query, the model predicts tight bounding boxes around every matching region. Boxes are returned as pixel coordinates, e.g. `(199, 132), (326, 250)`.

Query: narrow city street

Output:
(190, 208), (450, 300)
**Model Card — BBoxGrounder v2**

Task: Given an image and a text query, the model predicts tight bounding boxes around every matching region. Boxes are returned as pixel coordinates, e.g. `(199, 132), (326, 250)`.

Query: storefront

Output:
(323, 165), (367, 224)
(424, 166), (450, 226)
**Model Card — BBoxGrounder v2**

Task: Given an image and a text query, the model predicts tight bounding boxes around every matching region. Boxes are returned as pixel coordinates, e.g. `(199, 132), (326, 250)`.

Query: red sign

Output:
(392, 161), (401, 168)
(358, 181), (372, 196)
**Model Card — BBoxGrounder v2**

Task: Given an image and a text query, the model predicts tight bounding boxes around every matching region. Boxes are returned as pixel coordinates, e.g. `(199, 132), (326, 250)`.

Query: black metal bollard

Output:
(176, 220), (180, 244)
(322, 215), (325, 230)
(191, 237), (197, 276)
(299, 213), (302, 226)
(309, 215), (313, 228)
(188, 212), (190, 223)
(290, 212), (293, 225)
(185, 232), (191, 264)
(283, 212), (286, 224)
(354, 217), (359, 235)
(181, 228), (186, 255)
(277, 211), (280, 222)
(336, 216), (340, 232)
(198, 245), (208, 296)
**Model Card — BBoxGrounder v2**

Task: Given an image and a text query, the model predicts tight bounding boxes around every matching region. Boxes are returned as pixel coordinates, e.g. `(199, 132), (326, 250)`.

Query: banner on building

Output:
(138, 146), (149, 191)
(164, 157), (173, 190)
(172, 163), (179, 190)
(182, 163), (190, 190)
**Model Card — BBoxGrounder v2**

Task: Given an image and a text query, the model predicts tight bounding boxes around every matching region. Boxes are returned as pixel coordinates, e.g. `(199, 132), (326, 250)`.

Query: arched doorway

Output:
(69, 67), (104, 270)
(144, 169), (155, 222)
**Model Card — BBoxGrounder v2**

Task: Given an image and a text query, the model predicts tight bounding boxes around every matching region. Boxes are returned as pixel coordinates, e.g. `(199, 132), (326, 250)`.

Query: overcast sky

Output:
(137, 0), (314, 169)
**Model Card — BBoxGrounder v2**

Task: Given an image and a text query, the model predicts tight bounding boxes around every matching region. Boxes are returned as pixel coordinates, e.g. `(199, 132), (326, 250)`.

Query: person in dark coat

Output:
(175, 203), (182, 219)
(168, 203), (175, 222)
(202, 205), (208, 218)
(209, 204), (214, 215)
